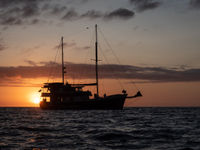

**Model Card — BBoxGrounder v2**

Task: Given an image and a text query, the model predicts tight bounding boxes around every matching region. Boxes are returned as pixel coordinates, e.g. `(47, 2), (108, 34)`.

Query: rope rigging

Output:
(47, 39), (61, 83)
(98, 26), (140, 91)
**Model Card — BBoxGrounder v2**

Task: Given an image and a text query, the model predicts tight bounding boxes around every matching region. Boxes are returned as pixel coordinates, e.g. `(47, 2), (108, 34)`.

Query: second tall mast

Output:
(95, 24), (99, 97)
(61, 37), (65, 84)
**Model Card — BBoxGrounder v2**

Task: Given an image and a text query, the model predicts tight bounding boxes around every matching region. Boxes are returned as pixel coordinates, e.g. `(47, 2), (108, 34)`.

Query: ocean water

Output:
(0, 107), (200, 150)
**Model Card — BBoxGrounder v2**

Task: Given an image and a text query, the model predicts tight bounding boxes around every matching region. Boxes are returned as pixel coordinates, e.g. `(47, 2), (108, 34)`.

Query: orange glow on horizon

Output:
(0, 80), (200, 107)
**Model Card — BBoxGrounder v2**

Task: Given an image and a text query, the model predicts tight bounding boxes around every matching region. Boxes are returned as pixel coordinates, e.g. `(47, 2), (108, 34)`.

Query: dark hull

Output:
(40, 94), (126, 110)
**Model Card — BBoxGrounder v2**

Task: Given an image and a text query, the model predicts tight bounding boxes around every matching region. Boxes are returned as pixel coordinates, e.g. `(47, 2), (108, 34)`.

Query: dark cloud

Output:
(190, 0), (200, 9)
(30, 19), (40, 25)
(0, 0), (28, 8)
(0, 0), (48, 7)
(0, 44), (5, 51)
(0, 16), (23, 25)
(62, 8), (134, 21)
(39, 61), (60, 66)
(54, 42), (90, 51)
(21, 5), (39, 18)
(63, 42), (77, 47)
(0, 62), (200, 87)
(62, 9), (79, 20)
(81, 46), (91, 50)
(51, 5), (67, 15)
(73, 46), (91, 51)
(54, 42), (77, 49)
(24, 60), (37, 66)
(0, 0), (136, 26)
(105, 8), (135, 20)
(0, 0), (43, 26)
(81, 10), (103, 19)
(130, 0), (161, 12)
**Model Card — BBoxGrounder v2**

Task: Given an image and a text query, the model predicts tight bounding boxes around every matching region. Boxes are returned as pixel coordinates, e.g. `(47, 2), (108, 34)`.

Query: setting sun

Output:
(30, 92), (41, 105)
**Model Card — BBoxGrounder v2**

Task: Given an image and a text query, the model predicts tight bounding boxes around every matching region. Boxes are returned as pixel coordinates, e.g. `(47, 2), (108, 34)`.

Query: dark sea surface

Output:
(0, 107), (200, 150)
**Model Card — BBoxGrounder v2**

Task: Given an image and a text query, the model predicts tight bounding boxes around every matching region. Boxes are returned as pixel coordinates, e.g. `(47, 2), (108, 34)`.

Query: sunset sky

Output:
(0, 0), (200, 107)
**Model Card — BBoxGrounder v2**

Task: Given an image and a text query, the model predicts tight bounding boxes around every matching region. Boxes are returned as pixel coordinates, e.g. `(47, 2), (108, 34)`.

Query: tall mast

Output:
(95, 24), (99, 97)
(61, 37), (65, 84)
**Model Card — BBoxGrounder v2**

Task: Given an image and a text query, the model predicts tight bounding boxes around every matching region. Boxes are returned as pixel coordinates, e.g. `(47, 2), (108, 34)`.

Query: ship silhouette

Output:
(39, 25), (142, 110)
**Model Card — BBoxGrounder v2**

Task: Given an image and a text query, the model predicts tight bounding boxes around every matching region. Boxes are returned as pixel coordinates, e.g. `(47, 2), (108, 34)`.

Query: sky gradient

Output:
(0, 0), (200, 106)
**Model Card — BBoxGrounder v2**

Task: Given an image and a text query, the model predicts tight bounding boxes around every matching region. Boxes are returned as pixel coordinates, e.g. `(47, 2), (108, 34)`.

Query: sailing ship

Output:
(39, 25), (142, 110)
